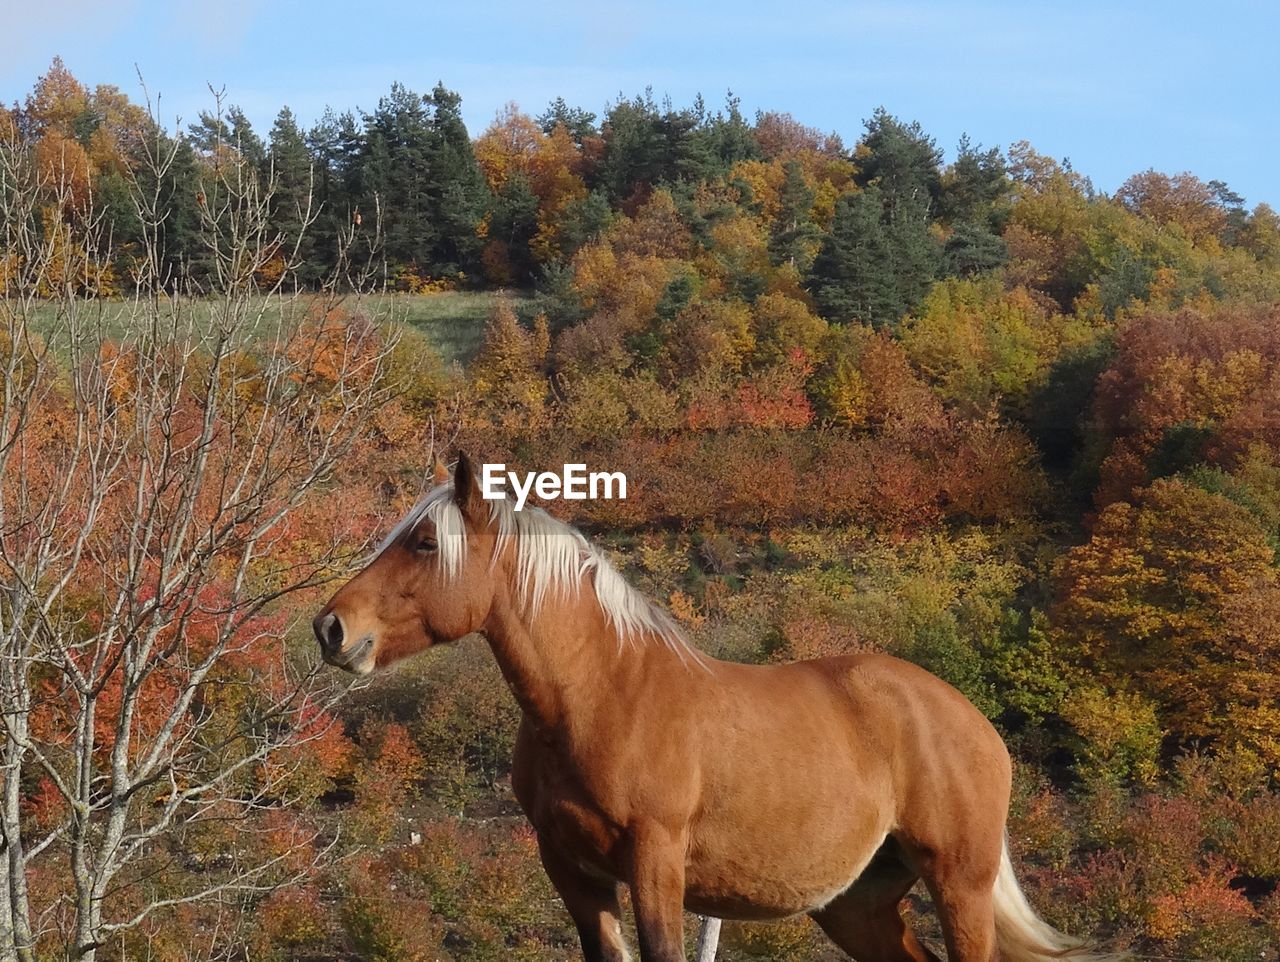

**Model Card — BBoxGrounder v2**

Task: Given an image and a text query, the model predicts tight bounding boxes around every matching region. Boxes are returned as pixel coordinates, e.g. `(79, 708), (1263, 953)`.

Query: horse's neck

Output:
(481, 582), (652, 736)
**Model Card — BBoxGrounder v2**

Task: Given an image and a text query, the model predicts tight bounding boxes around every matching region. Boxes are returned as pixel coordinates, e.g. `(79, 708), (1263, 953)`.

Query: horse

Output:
(313, 454), (1122, 962)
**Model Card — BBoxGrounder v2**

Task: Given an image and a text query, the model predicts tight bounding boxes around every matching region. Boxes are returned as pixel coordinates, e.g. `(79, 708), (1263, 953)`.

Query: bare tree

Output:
(0, 94), (392, 962)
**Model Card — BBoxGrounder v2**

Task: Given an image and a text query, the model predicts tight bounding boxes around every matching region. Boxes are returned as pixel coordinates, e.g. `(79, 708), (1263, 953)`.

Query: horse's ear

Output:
(432, 457), (450, 487)
(453, 451), (486, 523)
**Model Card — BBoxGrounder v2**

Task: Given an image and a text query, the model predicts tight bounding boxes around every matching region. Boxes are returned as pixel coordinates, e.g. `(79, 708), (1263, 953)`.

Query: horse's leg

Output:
(810, 853), (940, 962)
(812, 900), (941, 962)
(538, 837), (631, 962)
(907, 837), (1001, 962)
(628, 821), (687, 962)
(925, 880), (997, 962)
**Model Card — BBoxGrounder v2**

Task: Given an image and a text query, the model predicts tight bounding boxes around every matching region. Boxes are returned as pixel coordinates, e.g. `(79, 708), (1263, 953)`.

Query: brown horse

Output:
(314, 455), (1121, 962)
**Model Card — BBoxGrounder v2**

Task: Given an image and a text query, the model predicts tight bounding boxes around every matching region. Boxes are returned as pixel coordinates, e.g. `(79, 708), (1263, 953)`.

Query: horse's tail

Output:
(992, 838), (1129, 962)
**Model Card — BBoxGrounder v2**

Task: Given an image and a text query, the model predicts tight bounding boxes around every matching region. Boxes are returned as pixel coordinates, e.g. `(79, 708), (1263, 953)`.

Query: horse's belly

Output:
(684, 818), (890, 919)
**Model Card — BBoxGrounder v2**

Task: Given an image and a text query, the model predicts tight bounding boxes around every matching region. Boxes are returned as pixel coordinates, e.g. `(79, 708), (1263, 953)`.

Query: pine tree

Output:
(537, 97), (598, 144)
(810, 187), (939, 328)
(424, 82), (490, 276)
(770, 160), (820, 270)
(266, 107), (315, 281)
(854, 108), (943, 216)
(305, 107), (359, 277)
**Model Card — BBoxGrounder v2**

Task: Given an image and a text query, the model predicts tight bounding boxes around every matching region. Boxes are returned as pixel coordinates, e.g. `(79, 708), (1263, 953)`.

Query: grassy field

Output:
(16, 290), (533, 366)
(388, 290), (533, 363)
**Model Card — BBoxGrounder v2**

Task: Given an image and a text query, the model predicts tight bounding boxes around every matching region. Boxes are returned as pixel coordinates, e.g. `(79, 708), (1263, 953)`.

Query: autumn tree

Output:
(1116, 171), (1228, 246)
(901, 276), (1096, 417)
(1052, 478), (1280, 765)
(1089, 305), (1280, 506)
(0, 104), (392, 962)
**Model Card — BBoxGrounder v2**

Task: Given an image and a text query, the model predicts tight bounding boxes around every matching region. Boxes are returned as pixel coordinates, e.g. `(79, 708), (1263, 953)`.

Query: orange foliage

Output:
(1116, 170), (1227, 246)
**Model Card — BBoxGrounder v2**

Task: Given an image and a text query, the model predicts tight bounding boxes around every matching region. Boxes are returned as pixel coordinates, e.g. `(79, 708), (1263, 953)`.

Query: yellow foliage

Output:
(752, 291), (827, 364)
(1062, 685), (1163, 787)
(902, 277), (1096, 415)
(729, 158), (786, 220)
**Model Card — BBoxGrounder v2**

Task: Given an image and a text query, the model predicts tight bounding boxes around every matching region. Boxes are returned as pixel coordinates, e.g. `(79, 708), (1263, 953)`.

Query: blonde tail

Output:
(992, 839), (1129, 962)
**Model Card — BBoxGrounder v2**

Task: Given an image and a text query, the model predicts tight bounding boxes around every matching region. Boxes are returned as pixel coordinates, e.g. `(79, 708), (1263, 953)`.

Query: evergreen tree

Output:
(489, 171), (540, 283)
(599, 91), (669, 201)
(126, 127), (203, 287)
(424, 82), (490, 275)
(855, 108), (943, 216)
(227, 106), (265, 171)
(939, 135), (1011, 225)
(770, 160), (820, 270)
(537, 97), (598, 143)
(265, 107), (315, 280)
(703, 92), (761, 170)
(354, 82), (489, 279)
(937, 136), (1011, 277)
(358, 83), (436, 273)
(942, 221), (1007, 277)
(188, 106), (263, 171)
(670, 93), (761, 184)
(668, 95), (719, 185)
(305, 107), (361, 277)
(810, 186), (939, 328)
(546, 189), (613, 262)
(187, 111), (229, 158)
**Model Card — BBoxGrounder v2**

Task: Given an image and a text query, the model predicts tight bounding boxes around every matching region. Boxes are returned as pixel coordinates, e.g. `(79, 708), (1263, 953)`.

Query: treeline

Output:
(5, 57), (1278, 316)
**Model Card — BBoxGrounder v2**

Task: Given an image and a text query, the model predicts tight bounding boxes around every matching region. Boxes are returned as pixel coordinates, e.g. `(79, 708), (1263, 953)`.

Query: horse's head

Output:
(313, 453), (499, 674)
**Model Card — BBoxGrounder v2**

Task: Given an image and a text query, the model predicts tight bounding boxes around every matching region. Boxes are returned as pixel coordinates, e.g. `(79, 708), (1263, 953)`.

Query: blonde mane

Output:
(380, 484), (704, 665)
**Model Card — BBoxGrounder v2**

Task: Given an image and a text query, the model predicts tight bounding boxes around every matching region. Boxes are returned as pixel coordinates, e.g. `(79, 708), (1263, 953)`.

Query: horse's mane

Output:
(379, 484), (704, 665)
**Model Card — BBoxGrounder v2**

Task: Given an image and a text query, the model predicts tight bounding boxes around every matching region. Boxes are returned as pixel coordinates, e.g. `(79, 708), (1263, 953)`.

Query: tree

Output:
(1116, 171), (1227, 246)
(1053, 478), (1280, 764)
(769, 160), (821, 270)
(900, 276), (1092, 417)
(264, 107), (316, 280)
(810, 186), (939, 328)
(939, 135), (1012, 225)
(598, 90), (670, 201)
(423, 82), (490, 274)
(22, 57), (90, 139)
(474, 105), (592, 279)
(1089, 305), (1280, 506)
(354, 82), (488, 282)
(537, 96), (598, 144)
(938, 136), (1011, 276)
(305, 107), (363, 276)
(188, 105), (263, 172)
(0, 109), (393, 962)
(853, 108), (943, 215)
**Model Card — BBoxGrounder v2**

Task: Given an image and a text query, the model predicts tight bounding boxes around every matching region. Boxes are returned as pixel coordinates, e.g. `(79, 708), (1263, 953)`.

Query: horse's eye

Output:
(414, 536), (437, 554)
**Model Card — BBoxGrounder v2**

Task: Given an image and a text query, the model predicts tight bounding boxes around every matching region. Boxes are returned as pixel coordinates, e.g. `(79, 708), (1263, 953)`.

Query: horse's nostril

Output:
(313, 612), (344, 653)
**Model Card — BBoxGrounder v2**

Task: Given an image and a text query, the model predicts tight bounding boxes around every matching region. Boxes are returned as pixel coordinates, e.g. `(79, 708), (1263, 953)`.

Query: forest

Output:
(2, 56), (1280, 961)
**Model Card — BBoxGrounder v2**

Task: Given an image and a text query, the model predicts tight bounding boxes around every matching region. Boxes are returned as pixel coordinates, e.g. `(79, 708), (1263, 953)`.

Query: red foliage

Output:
(1091, 305), (1280, 506)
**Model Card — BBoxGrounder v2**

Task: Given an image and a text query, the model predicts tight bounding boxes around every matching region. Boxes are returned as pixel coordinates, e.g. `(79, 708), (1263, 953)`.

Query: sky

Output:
(3, 0), (1277, 207)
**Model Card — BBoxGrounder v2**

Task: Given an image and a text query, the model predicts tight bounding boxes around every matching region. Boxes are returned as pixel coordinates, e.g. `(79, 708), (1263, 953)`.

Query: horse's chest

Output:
(513, 728), (630, 878)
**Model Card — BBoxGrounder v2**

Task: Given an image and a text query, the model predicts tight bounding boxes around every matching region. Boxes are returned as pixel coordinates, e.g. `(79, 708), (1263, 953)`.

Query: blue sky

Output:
(5, 1), (1277, 207)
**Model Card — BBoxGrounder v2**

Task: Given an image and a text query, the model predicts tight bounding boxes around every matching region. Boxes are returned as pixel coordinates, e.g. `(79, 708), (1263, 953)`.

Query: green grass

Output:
(14, 289), (534, 367)
(388, 290), (534, 364)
